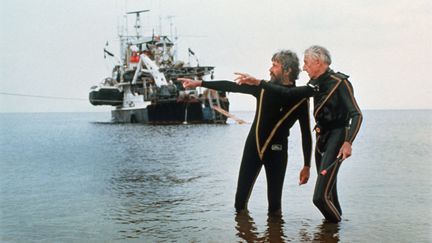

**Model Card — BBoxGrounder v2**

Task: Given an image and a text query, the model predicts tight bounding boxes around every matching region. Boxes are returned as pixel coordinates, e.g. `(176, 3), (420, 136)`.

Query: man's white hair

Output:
(304, 45), (332, 65)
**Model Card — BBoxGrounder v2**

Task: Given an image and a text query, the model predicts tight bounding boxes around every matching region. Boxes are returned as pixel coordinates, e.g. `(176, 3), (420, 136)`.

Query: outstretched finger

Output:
(234, 72), (249, 79)
(234, 72), (248, 76)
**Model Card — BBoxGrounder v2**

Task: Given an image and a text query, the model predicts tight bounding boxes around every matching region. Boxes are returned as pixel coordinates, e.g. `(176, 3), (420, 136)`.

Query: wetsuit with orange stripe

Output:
(257, 69), (362, 222)
(201, 80), (312, 213)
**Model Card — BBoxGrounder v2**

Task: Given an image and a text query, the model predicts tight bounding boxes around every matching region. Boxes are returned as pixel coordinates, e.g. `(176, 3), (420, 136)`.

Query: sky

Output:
(1, 0), (431, 112)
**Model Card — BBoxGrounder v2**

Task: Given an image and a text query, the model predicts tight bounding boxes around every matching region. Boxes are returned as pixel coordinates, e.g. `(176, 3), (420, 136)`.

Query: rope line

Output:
(0, 92), (87, 101)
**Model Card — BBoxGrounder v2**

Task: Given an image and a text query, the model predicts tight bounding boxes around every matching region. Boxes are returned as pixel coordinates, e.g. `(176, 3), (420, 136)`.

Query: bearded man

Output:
(179, 50), (312, 215)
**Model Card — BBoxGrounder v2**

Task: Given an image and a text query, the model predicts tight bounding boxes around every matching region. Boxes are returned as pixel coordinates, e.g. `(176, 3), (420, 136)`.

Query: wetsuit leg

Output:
(330, 179), (342, 215)
(263, 144), (288, 214)
(318, 144), (342, 215)
(235, 138), (263, 212)
(313, 128), (345, 223)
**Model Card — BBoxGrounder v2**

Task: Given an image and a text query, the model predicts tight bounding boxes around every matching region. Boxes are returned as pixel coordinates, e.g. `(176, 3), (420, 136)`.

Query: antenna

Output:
(166, 15), (175, 40)
(126, 10), (150, 38)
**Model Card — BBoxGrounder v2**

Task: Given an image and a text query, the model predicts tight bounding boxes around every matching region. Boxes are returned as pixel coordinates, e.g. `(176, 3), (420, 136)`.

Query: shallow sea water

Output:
(1, 110), (431, 242)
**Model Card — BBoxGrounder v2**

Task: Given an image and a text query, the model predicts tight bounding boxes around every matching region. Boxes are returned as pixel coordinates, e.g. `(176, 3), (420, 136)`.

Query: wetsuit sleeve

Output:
(339, 80), (363, 144)
(202, 80), (260, 96)
(259, 80), (317, 100)
(298, 99), (312, 167)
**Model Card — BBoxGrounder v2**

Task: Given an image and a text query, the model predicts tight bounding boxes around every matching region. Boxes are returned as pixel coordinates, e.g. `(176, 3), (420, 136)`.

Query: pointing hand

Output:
(178, 78), (202, 89)
(234, 72), (261, 86)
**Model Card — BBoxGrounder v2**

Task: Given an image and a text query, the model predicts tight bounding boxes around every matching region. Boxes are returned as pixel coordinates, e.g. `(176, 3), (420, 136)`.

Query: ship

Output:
(89, 10), (232, 124)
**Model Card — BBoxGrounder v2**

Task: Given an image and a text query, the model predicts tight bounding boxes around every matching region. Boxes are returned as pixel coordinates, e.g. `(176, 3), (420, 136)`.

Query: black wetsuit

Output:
(258, 69), (362, 222)
(202, 80), (312, 213)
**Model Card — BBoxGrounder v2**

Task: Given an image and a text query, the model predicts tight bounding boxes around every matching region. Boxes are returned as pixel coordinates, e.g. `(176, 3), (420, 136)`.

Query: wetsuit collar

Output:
(310, 68), (333, 85)
(270, 80), (296, 87)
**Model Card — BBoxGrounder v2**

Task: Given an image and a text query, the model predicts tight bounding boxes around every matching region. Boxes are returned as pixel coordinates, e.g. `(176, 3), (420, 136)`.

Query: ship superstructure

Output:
(89, 10), (230, 124)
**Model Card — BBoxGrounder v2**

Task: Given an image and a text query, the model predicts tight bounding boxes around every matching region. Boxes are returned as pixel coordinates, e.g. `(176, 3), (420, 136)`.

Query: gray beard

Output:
(270, 77), (283, 84)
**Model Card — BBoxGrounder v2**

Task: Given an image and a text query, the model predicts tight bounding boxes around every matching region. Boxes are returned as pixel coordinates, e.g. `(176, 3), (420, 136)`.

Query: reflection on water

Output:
(109, 166), (204, 239)
(312, 222), (340, 242)
(265, 214), (287, 241)
(300, 221), (340, 243)
(235, 211), (261, 242)
(235, 211), (340, 243)
(235, 211), (288, 242)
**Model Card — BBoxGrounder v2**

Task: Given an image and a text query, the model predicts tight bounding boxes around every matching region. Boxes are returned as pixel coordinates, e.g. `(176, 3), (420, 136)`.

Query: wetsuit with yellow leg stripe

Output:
(201, 80), (312, 214)
(257, 69), (363, 222)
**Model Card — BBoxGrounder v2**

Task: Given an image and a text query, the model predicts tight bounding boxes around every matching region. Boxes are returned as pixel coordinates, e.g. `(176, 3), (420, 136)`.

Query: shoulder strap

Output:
(314, 77), (343, 118)
(333, 71), (350, 80)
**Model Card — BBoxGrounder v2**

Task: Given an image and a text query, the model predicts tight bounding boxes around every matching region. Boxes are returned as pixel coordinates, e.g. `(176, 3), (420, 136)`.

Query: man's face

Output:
(269, 61), (284, 83)
(303, 55), (320, 79)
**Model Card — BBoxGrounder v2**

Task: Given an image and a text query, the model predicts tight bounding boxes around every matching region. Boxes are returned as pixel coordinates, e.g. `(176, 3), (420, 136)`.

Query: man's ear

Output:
(284, 68), (291, 78)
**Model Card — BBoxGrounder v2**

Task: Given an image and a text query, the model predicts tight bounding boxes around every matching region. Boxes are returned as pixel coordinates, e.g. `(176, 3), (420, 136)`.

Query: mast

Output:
(166, 15), (177, 61)
(126, 9), (150, 39)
